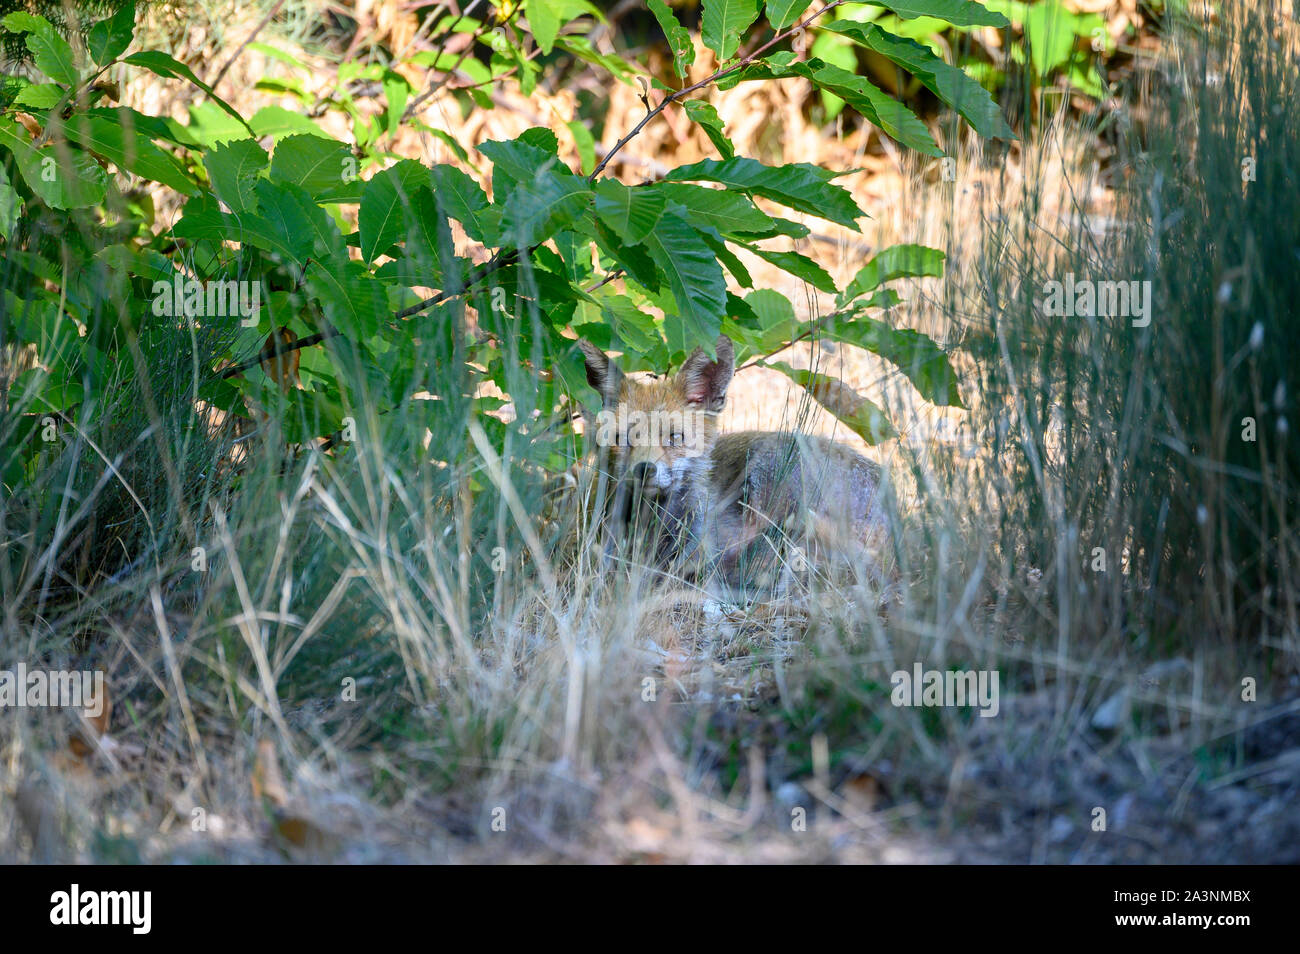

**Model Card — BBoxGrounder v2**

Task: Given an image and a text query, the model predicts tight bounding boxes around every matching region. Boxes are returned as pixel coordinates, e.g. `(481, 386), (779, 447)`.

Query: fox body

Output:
(578, 336), (890, 595)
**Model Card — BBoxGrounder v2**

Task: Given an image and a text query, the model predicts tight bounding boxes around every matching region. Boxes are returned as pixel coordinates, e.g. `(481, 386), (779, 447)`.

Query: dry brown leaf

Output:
(841, 773), (881, 812)
(67, 672), (111, 760)
(272, 810), (343, 856)
(251, 738), (289, 808)
(260, 326), (301, 391)
(15, 112), (42, 138)
(84, 674), (111, 737)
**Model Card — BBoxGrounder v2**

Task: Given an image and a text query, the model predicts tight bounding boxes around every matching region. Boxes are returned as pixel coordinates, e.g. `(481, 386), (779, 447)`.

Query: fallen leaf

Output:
(260, 326), (300, 391)
(15, 112), (42, 138)
(252, 738), (289, 808)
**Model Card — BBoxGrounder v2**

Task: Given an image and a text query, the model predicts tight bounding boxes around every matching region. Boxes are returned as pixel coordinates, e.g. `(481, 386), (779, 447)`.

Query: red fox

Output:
(577, 335), (891, 598)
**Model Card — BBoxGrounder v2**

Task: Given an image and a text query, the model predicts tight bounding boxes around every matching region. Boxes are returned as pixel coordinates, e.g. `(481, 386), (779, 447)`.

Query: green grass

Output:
(2, 1), (1297, 863)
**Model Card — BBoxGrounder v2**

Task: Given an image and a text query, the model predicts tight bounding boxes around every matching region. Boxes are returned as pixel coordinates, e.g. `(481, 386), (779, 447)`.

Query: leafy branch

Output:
(590, 0), (848, 180)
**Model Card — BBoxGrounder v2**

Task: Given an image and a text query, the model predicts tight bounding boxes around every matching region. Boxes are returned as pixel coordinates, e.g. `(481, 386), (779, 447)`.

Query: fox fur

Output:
(577, 335), (891, 597)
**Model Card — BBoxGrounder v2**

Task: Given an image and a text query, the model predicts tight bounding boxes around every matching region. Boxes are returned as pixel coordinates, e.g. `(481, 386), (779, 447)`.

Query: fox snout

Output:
(629, 460), (667, 492)
(615, 461), (673, 526)
(618, 460), (662, 516)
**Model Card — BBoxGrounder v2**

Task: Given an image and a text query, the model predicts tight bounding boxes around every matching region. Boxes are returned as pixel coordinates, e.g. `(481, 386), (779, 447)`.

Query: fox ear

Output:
(577, 340), (623, 405)
(679, 335), (734, 412)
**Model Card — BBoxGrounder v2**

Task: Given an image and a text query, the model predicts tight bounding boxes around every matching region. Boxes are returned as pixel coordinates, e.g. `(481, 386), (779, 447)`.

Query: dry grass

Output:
(2, 0), (1298, 864)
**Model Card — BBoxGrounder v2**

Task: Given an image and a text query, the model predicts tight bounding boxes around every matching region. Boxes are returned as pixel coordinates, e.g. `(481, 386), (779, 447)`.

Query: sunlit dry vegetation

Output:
(1, 0), (1296, 863)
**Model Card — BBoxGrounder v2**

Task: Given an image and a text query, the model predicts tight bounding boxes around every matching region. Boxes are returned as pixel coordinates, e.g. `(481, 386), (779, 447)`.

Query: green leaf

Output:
(429, 164), (492, 243)
(13, 83), (64, 109)
(498, 169), (593, 248)
(305, 259), (387, 340)
(478, 135), (560, 199)
(0, 13), (56, 39)
(87, 1), (136, 66)
(809, 31), (857, 119)
(730, 215), (810, 242)
(4, 289), (72, 363)
(654, 184), (774, 234)
(698, 228), (752, 287)
(528, 0), (561, 54)
(765, 0), (813, 30)
(824, 312), (962, 406)
(566, 119), (596, 175)
(521, 126), (563, 154)
(249, 105), (331, 139)
(664, 156), (865, 230)
(745, 287), (797, 333)
(255, 179), (346, 262)
(413, 125), (470, 163)
(724, 287), (798, 356)
(247, 40), (310, 71)
(837, 243), (945, 307)
(62, 113), (197, 194)
(870, 0), (1008, 28)
(504, 36), (542, 97)
(359, 159), (432, 263)
(482, 260), (590, 326)
(124, 51), (253, 133)
(171, 197), (300, 262)
(0, 119), (108, 210)
(594, 179), (665, 245)
(641, 212), (727, 352)
(858, 288), (903, 310)
(769, 361), (899, 443)
(1064, 51), (1105, 97)
(186, 100), (252, 146)
(409, 47), (494, 106)
(739, 53), (941, 156)
(1023, 0), (1080, 77)
(594, 218), (660, 290)
(648, 0), (695, 79)
(2, 12), (79, 87)
(382, 70), (409, 137)
(89, 106), (198, 147)
(204, 138), (269, 213)
(599, 295), (664, 353)
(377, 186), (460, 288)
(827, 21), (1015, 140)
(702, 0), (762, 62)
(555, 36), (639, 82)
(0, 165), (21, 241)
(270, 135), (356, 198)
(744, 245), (836, 293)
(10, 365), (84, 415)
(683, 100), (735, 159)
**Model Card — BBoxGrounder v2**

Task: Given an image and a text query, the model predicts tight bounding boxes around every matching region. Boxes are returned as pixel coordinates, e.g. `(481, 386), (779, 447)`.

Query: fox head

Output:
(577, 335), (735, 513)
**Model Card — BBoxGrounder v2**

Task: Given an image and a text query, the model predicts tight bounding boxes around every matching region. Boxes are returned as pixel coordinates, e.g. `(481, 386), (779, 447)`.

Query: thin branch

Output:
(221, 5), (848, 382)
(584, 268), (625, 294)
(219, 250), (519, 380)
(400, 0), (526, 123)
(393, 0), (456, 62)
(210, 0), (288, 92)
(735, 300), (874, 373)
(589, 0), (848, 181)
(736, 328), (816, 373)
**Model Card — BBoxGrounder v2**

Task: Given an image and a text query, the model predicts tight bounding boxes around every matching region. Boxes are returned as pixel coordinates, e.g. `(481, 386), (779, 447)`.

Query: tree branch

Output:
(210, 0), (288, 93)
(219, 249), (520, 380)
(589, 0), (848, 181)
